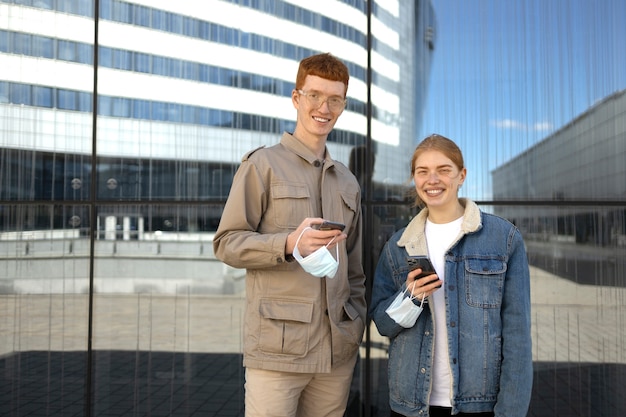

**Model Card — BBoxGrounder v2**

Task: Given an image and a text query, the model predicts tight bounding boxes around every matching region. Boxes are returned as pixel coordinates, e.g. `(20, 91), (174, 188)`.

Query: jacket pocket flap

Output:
(260, 299), (314, 323)
(272, 182), (309, 199)
(343, 302), (359, 321)
(340, 190), (358, 212)
(465, 258), (507, 275)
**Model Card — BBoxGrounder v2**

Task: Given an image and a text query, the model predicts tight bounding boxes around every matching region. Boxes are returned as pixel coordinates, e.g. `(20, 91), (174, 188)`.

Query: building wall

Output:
(493, 90), (626, 246)
(493, 89), (626, 203)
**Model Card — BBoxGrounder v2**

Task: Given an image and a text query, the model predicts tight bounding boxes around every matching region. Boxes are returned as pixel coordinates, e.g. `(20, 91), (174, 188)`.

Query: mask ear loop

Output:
(405, 281), (427, 308)
(294, 227), (312, 257)
(294, 227), (340, 259)
(325, 234), (339, 260)
(405, 280), (417, 298)
(417, 292), (426, 308)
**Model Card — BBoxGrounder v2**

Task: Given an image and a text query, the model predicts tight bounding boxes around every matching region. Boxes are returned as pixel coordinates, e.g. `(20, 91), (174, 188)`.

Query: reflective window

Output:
(0, 30), (8, 52)
(12, 32), (31, 55)
(112, 49), (132, 70)
(134, 52), (150, 73)
(1, 1), (624, 416)
(32, 34), (54, 58)
(33, 85), (53, 107)
(58, 89), (77, 110)
(0, 81), (8, 102)
(10, 83), (30, 104)
(57, 39), (76, 61)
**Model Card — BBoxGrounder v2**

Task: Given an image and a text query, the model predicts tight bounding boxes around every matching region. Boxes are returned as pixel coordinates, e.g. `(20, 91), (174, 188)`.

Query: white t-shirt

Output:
(425, 216), (463, 407)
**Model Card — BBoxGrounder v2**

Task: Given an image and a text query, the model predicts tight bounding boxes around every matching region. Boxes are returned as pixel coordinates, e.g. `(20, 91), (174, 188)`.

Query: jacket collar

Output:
(281, 132), (335, 168)
(397, 198), (482, 253)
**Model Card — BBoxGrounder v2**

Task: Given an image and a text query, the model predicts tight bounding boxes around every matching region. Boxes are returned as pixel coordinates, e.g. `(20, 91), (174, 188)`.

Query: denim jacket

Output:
(369, 199), (532, 417)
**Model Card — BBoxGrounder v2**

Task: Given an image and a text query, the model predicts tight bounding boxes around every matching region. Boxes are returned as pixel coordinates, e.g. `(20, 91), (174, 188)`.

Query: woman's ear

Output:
(458, 167), (467, 188)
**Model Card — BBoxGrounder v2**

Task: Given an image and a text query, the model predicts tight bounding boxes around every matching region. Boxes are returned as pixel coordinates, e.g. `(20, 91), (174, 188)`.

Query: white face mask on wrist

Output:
(293, 227), (340, 278)
(385, 281), (426, 328)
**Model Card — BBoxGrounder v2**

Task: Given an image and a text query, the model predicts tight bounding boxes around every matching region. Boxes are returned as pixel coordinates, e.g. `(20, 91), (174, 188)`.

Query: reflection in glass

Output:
(0, 204), (91, 414)
(1, 0), (625, 415)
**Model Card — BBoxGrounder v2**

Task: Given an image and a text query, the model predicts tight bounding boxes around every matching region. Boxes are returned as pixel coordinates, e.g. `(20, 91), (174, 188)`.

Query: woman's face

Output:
(413, 149), (466, 211)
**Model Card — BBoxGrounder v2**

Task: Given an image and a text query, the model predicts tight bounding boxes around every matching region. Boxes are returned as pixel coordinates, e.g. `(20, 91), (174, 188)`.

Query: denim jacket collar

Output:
(397, 198), (483, 256)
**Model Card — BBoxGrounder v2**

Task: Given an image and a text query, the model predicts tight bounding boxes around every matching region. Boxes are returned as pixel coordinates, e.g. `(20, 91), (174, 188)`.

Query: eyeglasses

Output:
(297, 90), (347, 112)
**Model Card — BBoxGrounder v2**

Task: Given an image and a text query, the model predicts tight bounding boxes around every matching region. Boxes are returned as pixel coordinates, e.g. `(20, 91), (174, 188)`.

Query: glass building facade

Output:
(1, 0), (625, 416)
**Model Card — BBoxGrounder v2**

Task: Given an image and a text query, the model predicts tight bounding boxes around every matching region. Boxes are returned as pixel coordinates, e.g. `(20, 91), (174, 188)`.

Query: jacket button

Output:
(420, 368), (426, 374)
(450, 321), (456, 327)
(448, 285), (455, 291)
(314, 160), (321, 167)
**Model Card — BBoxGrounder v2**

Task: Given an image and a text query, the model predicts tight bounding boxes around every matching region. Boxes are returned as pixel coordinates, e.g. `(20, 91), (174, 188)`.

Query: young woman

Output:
(369, 134), (532, 417)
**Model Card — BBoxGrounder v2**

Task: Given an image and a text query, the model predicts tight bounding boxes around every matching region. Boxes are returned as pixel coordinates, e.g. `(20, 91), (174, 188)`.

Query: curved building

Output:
(1, 0), (435, 227)
(1, 1), (435, 415)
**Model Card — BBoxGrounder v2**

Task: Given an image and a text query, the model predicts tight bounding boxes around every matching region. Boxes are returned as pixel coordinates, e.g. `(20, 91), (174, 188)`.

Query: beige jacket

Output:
(213, 133), (366, 373)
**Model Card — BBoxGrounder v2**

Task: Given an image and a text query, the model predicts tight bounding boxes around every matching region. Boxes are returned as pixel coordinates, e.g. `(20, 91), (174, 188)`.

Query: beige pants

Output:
(244, 356), (357, 417)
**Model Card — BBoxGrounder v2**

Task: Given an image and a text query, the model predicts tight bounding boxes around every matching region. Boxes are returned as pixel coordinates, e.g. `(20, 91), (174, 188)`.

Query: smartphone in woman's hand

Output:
(407, 256), (436, 280)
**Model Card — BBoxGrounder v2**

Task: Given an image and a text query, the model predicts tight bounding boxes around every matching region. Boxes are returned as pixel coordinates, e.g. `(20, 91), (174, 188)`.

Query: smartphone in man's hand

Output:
(313, 221), (346, 231)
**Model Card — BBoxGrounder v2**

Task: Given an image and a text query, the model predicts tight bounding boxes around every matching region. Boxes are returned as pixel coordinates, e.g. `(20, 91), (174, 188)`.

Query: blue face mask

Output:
(293, 227), (339, 278)
(385, 282), (426, 328)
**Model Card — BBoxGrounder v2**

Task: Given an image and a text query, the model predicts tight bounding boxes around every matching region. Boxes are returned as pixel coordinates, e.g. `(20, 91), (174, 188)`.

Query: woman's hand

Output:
(405, 268), (442, 299)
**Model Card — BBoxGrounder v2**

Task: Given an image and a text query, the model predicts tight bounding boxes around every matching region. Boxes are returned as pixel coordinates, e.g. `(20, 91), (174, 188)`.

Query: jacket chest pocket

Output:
(338, 188), (358, 227)
(271, 182), (311, 229)
(464, 258), (506, 308)
(258, 299), (314, 357)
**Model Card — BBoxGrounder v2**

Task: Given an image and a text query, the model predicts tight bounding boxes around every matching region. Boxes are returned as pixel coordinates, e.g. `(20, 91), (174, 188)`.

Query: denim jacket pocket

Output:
(464, 258), (506, 308)
(258, 298), (314, 357)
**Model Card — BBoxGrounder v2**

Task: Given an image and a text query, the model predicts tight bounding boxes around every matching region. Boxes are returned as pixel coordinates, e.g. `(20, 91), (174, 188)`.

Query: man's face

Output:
(292, 75), (346, 143)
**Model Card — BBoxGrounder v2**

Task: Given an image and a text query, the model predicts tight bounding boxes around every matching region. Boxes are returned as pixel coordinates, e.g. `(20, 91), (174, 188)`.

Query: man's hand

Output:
(285, 217), (347, 257)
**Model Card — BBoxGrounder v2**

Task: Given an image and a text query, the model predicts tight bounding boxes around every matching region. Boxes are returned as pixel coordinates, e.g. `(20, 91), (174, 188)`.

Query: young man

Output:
(213, 53), (366, 417)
